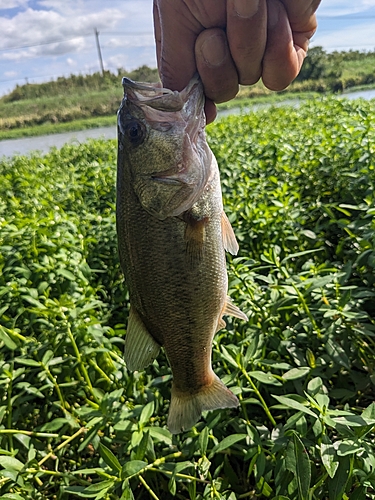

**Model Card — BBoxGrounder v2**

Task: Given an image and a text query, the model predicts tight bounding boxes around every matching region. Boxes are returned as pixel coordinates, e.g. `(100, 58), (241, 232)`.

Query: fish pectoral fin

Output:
(224, 297), (248, 321)
(167, 375), (239, 434)
(124, 306), (160, 371)
(184, 212), (208, 265)
(221, 212), (239, 255)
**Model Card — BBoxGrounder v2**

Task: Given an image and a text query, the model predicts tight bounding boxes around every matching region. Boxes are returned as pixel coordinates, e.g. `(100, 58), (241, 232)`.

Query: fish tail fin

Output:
(167, 375), (239, 434)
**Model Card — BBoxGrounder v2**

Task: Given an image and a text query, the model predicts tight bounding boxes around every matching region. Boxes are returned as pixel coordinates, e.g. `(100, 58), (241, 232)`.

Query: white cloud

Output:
(0, 6), (127, 51)
(0, 0), (27, 8)
(312, 20), (375, 51)
(4, 70), (17, 77)
(104, 34), (154, 50)
(318, 0), (375, 16)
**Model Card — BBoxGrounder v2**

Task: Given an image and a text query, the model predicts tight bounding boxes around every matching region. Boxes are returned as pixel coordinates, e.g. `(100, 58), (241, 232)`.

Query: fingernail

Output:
(200, 33), (227, 67)
(268, 3), (279, 27)
(233, 0), (259, 18)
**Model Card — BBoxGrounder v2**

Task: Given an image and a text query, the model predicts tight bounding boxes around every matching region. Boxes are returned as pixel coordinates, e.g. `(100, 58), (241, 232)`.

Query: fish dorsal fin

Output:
(221, 212), (239, 255)
(124, 306), (160, 371)
(223, 297), (248, 321)
(184, 212), (208, 265)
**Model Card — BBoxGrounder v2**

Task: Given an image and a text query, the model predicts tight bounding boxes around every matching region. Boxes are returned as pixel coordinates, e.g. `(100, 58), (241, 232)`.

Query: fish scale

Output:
(116, 75), (247, 433)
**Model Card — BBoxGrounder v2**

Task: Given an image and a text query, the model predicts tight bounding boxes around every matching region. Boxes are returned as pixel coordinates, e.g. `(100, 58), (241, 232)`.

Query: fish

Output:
(116, 75), (247, 434)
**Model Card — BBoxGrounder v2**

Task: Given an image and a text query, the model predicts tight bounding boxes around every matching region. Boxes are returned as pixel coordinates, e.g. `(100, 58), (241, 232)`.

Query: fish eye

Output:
(122, 120), (146, 146)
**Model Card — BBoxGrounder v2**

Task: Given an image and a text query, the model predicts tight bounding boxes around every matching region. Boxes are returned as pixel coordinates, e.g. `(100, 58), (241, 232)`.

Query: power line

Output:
(0, 34), (93, 52)
(0, 31), (153, 52)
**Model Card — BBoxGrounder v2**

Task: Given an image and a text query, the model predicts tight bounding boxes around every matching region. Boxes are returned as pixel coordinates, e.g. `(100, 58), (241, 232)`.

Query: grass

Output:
(0, 96), (375, 499)
(341, 55), (375, 80)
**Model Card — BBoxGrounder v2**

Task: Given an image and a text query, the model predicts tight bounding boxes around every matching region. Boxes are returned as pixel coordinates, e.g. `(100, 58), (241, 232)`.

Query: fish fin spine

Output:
(224, 297), (248, 322)
(124, 306), (160, 371)
(167, 375), (239, 434)
(221, 212), (239, 255)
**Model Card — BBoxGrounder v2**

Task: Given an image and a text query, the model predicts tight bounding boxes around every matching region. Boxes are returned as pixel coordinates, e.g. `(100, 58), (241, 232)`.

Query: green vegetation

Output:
(1, 96), (375, 499)
(1, 47), (375, 140)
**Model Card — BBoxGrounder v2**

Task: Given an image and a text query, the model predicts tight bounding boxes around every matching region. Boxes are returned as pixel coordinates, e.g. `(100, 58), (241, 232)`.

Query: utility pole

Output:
(94, 28), (105, 76)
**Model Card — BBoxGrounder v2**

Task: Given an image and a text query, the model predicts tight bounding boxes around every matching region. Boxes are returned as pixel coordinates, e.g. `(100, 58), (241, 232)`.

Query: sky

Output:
(1, 1), (375, 96)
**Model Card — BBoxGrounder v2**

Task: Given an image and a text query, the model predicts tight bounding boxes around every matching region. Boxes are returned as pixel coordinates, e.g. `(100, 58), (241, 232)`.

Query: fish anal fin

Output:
(167, 375), (239, 434)
(216, 317), (226, 332)
(221, 212), (239, 255)
(224, 297), (248, 322)
(184, 212), (208, 265)
(124, 306), (160, 371)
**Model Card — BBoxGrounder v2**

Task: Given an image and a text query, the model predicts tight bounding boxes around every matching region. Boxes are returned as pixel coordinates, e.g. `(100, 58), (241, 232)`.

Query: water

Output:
(1, 88), (375, 158)
(0, 126), (117, 158)
(343, 88), (375, 100)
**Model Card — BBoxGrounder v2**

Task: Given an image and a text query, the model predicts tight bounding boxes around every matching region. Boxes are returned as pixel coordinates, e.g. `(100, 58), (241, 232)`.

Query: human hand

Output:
(153, 0), (321, 123)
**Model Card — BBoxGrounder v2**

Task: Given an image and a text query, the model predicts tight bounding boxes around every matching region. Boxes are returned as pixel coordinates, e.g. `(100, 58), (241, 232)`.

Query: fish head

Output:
(117, 76), (213, 219)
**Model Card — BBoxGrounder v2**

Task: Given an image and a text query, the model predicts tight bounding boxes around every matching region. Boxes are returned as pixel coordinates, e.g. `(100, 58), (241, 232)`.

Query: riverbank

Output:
(2, 85), (375, 143)
(2, 88), (375, 158)
(0, 91), (321, 141)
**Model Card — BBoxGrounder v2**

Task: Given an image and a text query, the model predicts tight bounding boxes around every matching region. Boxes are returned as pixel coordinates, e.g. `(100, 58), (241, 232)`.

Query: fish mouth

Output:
(151, 176), (182, 186)
(150, 164), (188, 186)
(122, 75), (203, 114)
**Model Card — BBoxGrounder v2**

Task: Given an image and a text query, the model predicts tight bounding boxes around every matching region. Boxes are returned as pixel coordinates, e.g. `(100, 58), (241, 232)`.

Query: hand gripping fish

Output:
(116, 76), (247, 434)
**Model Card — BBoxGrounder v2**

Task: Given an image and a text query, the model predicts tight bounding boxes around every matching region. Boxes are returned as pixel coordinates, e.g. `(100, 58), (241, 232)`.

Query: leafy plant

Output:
(0, 97), (374, 499)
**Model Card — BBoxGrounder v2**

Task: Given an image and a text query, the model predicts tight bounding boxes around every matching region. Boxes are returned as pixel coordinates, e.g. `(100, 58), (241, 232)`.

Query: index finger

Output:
(153, 0), (201, 91)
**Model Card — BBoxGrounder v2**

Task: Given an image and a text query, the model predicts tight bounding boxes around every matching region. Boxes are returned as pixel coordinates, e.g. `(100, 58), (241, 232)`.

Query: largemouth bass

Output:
(116, 76), (247, 434)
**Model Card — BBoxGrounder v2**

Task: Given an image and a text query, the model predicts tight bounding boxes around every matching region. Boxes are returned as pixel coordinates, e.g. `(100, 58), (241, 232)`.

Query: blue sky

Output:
(1, 1), (375, 96)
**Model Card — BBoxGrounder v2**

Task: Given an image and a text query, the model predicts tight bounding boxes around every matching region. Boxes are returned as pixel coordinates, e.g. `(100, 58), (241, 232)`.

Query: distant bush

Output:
(2, 66), (159, 103)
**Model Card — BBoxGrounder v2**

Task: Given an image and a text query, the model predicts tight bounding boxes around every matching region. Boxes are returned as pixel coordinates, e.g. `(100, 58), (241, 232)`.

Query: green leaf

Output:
(21, 296), (46, 309)
(0, 456), (24, 472)
(168, 477), (176, 496)
(220, 345), (238, 368)
(0, 327), (18, 350)
(320, 435), (339, 478)
(282, 367), (310, 380)
(83, 479), (115, 493)
(336, 439), (364, 456)
(199, 426), (209, 455)
(328, 455), (352, 500)
(148, 427), (172, 446)
(139, 401), (154, 426)
(56, 268), (76, 280)
(120, 483), (135, 500)
(281, 248), (322, 263)
(121, 460), (147, 479)
(248, 371), (282, 385)
(272, 395), (317, 418)
(98, 442), (121, 474)
(350, 486), (367, 500)
(41, 350), (54, 366)
(133, 430), (149, 461)
(39, 418), (68, 432)
(209, 434), (246, 457)
(0, 494), (25, 500)
(285, 433), (311, 500)
(14, 357), (40, 367)
(325, 339), (350, 370)
(362, 402), (375, 420)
